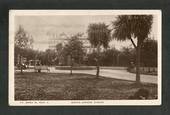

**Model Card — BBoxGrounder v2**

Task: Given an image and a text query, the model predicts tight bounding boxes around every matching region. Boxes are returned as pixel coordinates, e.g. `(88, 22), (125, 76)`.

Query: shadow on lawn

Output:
(14, 72), (157, 100)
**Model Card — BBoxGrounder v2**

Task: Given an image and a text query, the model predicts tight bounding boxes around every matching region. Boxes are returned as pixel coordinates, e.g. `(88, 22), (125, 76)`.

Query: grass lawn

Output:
(15, 72), (157, 100)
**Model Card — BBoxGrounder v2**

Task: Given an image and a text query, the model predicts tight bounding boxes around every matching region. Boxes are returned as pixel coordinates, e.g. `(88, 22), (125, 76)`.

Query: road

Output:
(49, 67), (157, 84)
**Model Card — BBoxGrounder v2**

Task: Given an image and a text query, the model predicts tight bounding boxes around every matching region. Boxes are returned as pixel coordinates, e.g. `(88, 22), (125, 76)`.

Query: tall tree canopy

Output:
(112, 15), (153, 84)
(62, 34), (85, 75)
(15, 25), (33, 49)
(15, 25), (34, 73)
(63, 34), (85, 65)
(87, 23), (111, 77)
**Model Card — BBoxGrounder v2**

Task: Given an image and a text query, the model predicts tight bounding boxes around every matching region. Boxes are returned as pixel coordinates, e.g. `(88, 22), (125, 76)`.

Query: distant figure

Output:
(36, 62), (41, 73)
(36, 61), (41, 66)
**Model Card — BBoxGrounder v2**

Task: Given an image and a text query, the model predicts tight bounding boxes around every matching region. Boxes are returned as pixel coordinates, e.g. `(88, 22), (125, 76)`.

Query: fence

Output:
(129, 67), (157, 75)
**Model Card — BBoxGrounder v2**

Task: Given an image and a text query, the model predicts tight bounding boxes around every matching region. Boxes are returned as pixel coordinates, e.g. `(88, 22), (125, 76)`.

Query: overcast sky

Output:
(15, 15), (158, 51)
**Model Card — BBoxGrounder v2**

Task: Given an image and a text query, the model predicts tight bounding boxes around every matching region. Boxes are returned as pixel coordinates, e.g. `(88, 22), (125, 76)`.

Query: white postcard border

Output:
(9, 10), (162, 106)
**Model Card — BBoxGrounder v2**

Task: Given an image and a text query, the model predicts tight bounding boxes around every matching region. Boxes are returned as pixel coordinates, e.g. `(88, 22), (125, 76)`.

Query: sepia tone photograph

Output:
(9, 10), (161, 106)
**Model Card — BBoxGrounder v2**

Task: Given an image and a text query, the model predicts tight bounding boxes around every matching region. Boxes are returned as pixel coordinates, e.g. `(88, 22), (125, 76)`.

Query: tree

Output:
(63, 34), (85, 75)
(112, 15), (153, 84)
(85, 51), (98, 66)
(100, 48), (119, 66)
(141, 39), (157, 67)
(87, 23), (111, 78)
(43, 49), (56, 66)
(15, 25), (33, 73)
(55, 43), (64, 65)
(119, 47), (136, 67)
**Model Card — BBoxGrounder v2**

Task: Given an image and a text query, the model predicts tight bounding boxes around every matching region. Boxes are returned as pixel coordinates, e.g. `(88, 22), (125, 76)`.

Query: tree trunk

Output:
(20, 66), (23, 73)
(96, 65), (100, 78)
(96, 45), (100, 78)
(38, 69), (41, 73)
(70, 57), (73, 75)
(70, 65), (73, 75)
(136, 39), (141, 84)
(20, 55), (23, 74)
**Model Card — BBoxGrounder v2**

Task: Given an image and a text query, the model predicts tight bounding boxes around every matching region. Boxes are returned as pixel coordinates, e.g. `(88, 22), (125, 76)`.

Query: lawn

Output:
(15, 72), (157, 100)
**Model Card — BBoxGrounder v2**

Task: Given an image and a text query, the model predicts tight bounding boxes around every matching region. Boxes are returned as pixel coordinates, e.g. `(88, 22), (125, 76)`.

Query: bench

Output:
(34, 66), (50, 73)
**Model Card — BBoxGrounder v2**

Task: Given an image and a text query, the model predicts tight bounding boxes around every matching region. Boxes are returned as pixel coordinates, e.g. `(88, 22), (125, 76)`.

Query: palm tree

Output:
(112, 15), (153, 84)
(87, 23), (111, 78)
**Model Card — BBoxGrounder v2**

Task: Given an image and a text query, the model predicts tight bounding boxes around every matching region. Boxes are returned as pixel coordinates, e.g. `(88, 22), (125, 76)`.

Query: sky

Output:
(15, 15), (158, 51)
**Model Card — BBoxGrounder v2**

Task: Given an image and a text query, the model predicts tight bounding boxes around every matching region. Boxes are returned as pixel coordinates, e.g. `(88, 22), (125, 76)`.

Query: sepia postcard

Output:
(9, 10), (162, 106)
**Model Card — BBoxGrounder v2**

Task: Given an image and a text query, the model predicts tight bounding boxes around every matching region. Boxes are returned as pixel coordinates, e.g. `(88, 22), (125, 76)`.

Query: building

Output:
(47, 32), (92, 54)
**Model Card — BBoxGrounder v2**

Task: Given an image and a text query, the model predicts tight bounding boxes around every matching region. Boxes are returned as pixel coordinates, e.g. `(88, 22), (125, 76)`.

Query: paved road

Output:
(19, 67), (157, 84)
(49, 67), (157, 84)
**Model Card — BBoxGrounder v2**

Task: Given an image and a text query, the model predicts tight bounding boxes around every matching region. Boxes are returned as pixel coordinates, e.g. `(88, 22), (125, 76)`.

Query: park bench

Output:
(34, 66), (50, 73)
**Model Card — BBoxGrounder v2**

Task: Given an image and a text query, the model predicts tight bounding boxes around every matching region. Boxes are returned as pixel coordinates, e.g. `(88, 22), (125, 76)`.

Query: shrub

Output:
(128, 88), (150, 99)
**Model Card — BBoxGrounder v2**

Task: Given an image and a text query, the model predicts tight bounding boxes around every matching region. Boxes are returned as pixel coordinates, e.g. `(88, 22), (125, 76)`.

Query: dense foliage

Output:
(112, 15), (153, 84)
(14, 22), (157, 70)
(62, 34), (85, 65)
